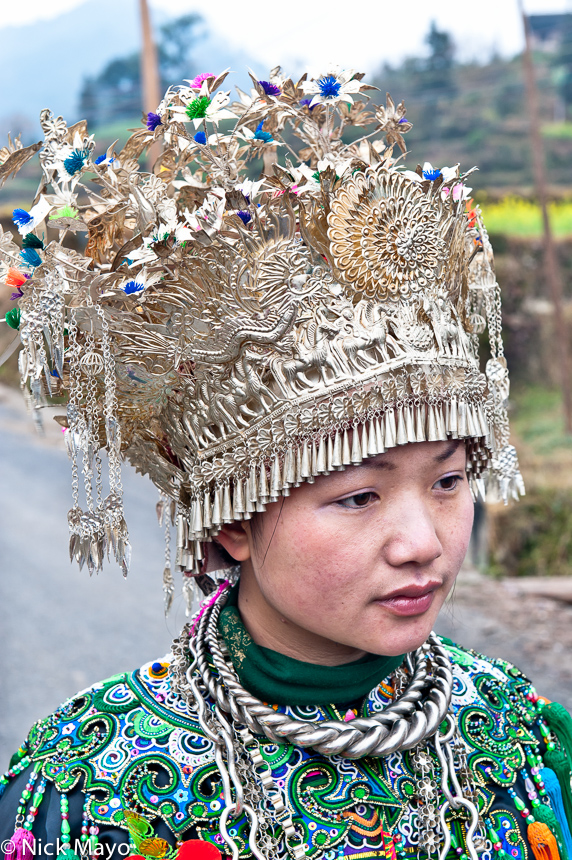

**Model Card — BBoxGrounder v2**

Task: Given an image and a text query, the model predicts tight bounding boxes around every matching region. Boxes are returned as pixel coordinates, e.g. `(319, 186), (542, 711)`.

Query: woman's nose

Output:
(381, 497), (443, 568)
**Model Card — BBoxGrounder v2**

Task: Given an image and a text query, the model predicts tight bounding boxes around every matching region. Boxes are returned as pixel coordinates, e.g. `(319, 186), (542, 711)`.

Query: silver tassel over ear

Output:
(317, 435), (328, 473)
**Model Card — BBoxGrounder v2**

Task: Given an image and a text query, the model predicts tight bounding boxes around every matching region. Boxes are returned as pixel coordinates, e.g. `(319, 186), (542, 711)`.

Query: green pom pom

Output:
(544, 702), (572, 770)
(545, 748), (572, 829)
(5, 308), (21, 330)
(534, 803), (569, 860)
(22, 233), (44, 250)
(49, 205), (78, 220)
(185, 96), (210, 121)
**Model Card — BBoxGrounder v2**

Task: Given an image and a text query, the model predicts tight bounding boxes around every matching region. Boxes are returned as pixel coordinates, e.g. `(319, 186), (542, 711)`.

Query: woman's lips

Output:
(375, 583), (440, 617)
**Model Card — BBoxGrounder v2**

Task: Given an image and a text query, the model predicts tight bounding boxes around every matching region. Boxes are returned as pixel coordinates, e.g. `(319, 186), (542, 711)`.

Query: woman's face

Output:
(218, 439), (474, 663)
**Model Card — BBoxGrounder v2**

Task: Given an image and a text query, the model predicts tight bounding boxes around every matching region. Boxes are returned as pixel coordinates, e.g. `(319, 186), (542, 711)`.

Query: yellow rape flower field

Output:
(479, 197), (572, 238)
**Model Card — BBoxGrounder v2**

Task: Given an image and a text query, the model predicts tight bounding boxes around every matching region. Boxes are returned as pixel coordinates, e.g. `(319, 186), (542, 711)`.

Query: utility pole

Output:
(519, 0), (572, 434)
(139, 0), (161, 169)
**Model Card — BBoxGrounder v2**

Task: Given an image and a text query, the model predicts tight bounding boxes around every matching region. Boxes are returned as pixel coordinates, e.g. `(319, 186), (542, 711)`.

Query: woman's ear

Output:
(215, 521), (252, 562)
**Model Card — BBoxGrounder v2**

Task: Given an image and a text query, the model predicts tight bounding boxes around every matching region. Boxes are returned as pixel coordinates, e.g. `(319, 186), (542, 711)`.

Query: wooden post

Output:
(519, 0), (572, 434)
(139, 0), (161, 170)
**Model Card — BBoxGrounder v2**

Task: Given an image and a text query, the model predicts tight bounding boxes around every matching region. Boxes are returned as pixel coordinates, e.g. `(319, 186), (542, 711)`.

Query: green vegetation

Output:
(512, 386), (572, 454)
(489, 487), (572, 577)
(79, 14), (202, 127)
(372, 22), (572, 190)
(542, 122), (572, 139)
(90, 117), (142, 152)
(488, 386), (572, 577)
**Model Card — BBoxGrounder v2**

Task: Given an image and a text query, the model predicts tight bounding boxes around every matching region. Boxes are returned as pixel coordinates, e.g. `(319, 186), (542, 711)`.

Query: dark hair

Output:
(249, 511), (264, 549)
(213, 541), (238, 565)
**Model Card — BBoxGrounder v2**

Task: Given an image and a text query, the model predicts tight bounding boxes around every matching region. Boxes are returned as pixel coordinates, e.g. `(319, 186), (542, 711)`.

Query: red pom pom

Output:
(176, 841), (222, 860)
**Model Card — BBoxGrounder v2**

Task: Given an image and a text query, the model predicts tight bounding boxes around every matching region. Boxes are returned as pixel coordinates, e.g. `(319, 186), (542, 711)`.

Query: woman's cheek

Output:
(264, 503), (377, 605)
(438, 493), (474, 571)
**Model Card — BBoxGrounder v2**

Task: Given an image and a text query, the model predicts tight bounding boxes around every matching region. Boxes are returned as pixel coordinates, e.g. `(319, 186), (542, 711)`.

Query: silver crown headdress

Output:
(0, 66), (524, 610)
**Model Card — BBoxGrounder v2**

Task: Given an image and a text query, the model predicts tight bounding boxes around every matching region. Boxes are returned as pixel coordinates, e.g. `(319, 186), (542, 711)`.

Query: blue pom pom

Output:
(317, 75), (341, 99)
(20, 248), (42, 267)
(194, 131), (207, 145)
(237, 210), (252, 225)
(258, 80), (281, 96)
(124, 280), (144, 295)
(63, 148), (89, 176)
(146, 112), (163, 131)
(12, 208), (32, 228)
(254, 120), (273, 142)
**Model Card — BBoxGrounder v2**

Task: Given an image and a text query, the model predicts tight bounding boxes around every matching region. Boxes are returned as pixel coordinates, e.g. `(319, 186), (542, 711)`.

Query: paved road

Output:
(436, 571), (572, 710)
(1, 384), (570, 766)
(0, 385), (183, 766)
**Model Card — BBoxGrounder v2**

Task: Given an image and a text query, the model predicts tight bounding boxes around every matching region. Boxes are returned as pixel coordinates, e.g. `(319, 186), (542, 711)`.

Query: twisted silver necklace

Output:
(171, 584), (484, 860)
(193, 585), (453, 757)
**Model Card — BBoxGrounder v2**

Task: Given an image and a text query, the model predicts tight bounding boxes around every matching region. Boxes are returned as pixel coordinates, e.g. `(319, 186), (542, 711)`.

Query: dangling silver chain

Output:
(171, 585), (485, 860)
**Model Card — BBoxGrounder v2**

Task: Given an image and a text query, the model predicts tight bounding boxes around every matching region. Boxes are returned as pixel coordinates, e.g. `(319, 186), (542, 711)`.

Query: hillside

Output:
(373, 46), (572, 192)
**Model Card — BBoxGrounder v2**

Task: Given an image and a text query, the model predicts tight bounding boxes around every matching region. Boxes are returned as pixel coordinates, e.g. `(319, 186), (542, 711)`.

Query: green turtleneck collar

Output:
(217, 584), (404, 706)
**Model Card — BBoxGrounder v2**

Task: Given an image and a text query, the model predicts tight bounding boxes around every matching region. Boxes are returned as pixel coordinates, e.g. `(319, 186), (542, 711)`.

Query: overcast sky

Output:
(4, 0), (572, 73)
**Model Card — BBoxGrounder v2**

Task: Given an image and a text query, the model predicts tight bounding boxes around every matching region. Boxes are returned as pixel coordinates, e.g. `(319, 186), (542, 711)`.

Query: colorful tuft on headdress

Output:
(0, 65), (523, 610)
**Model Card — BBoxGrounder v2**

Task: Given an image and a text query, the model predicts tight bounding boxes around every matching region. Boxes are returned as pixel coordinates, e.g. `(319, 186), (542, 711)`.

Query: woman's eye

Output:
(338, 492), (377, 508)
(434, 475), (462, 491)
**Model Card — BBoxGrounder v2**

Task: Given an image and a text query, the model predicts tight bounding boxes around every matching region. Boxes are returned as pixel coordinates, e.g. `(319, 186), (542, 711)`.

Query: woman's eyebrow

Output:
(356, 457), (396, 471)
(353, 440), (463, 472)
(434, 440), (463, 463)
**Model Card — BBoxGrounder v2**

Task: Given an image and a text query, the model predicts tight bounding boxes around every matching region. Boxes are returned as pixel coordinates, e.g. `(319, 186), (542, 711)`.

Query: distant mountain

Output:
(0, 0), (142, 135)
(0, 0), (257, 140)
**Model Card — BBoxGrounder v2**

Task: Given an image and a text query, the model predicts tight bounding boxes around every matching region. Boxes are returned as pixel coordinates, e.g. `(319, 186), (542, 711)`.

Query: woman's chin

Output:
(360, 615), (437, 657)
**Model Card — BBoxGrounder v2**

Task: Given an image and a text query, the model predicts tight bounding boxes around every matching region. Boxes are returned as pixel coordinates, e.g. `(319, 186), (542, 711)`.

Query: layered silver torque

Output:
(192, 586), (454, 759)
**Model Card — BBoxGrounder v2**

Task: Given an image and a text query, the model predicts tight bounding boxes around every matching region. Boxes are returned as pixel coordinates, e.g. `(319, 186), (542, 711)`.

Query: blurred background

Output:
(1, 0), (572, 764)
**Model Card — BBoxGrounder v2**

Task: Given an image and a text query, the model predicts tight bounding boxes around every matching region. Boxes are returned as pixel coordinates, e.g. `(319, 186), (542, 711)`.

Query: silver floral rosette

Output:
(0, 65), (524, 605)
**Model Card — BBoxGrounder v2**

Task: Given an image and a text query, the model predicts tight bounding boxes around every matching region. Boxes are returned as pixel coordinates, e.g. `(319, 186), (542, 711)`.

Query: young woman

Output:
(1, 66), (571, 860)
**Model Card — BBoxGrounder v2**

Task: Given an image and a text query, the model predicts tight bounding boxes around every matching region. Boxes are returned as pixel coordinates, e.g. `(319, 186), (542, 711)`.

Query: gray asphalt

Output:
(0, 386), (184, 766)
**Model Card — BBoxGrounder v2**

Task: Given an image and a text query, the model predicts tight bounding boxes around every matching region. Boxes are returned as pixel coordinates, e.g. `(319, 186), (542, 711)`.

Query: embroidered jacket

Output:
(1, 638), (571, 860)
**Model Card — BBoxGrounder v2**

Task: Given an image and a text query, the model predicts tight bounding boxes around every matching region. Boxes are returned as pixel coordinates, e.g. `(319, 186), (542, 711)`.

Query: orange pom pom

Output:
(176, 840), (222, 860)
(4, 268), (27, 287)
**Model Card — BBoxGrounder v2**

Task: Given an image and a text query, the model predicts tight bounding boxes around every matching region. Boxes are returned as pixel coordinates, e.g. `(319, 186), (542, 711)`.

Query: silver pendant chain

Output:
(171, 585), (486, 860)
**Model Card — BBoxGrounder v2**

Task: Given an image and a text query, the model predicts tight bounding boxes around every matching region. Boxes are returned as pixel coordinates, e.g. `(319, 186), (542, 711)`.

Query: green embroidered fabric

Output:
(1, 637), (569, 860)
